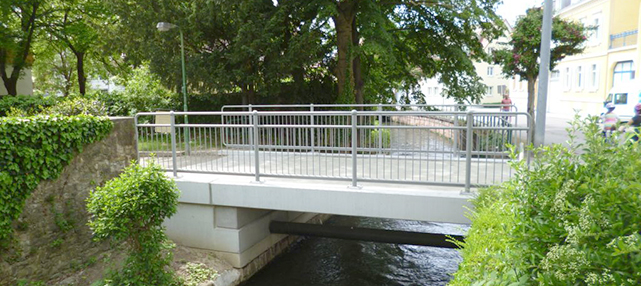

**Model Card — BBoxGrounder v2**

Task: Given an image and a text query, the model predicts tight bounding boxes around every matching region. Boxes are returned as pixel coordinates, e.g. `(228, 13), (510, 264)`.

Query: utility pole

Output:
(535, 0), (554, 146)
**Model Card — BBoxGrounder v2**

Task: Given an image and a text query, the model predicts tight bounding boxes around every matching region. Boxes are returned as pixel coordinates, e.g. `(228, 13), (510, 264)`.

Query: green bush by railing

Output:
(0, 115), (113, 244)
(450, 116), (641, 285)
(0, 95), (60, 117)
(87, 161), (180, 286)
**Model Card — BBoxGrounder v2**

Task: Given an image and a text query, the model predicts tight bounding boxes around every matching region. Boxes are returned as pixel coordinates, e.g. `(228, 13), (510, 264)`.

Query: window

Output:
(613, 61), (635, 87)
(576, 66), (583, 89)
(487, 66), (494, 76)
(564, 67), (571, 90)
(486, 86), (493, 95)
(590, 64), (598, 90)
(551, 70), (560, 81)
(497, 85), (507, 96)
(615, 93), (628, 104)
(591, 13), (601, 44)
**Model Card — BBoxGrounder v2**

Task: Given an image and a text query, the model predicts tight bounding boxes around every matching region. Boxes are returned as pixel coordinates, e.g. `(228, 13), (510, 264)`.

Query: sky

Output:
(497, 0), (541, 26)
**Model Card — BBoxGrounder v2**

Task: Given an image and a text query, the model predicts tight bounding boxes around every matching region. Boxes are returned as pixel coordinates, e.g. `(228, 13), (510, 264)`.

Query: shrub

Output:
(42, 97), (107, 116)
(87, 161), (181, 286)
(0, 95), (59, 117)
(450, 116), (641, 285)
(369, 120), (391, 149)
(0, 115), (113, 244)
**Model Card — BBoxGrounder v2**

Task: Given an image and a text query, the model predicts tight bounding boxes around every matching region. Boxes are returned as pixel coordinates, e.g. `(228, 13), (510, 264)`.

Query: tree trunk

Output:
(76, 51), (86, 95)
(352, 15), (364, 108)
(332, 0), (358, 103)
(527, 76), (537, 141)
(527, 76), (536, 119)
(4, 78), (18, 96)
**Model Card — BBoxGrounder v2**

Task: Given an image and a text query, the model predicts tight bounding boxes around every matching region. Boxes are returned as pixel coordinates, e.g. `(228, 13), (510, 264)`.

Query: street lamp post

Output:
(157, 22), (190, 154)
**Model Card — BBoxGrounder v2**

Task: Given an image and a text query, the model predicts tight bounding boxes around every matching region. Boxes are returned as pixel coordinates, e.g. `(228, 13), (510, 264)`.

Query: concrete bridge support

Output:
(162, 175), (329, 269)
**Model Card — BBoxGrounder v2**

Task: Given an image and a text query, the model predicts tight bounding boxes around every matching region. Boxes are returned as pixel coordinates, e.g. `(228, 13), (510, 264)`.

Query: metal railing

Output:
(610, 30), (638, 49)
(135, 109), (532, 191)
(221, 103), (518, 112)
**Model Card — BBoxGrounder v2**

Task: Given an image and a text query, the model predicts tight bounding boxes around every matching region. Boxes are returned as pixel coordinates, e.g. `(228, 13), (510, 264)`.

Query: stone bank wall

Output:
(1, 117), (136, 285)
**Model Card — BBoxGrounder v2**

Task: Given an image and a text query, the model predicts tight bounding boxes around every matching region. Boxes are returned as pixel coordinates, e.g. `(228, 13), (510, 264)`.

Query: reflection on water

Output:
(242, 216), (468, 286)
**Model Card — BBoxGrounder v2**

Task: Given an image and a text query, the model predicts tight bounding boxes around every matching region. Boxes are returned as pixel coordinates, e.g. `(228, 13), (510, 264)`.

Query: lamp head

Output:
(156, 22), (177, 32)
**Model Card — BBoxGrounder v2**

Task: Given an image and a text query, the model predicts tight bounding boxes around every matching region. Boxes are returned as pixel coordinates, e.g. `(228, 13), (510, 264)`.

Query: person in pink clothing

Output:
(500, 91), (512, 112)
(500, 91), (512, 125)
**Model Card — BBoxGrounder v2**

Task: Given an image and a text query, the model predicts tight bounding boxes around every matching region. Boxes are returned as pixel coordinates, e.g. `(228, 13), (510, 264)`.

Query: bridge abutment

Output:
(163, 176), (330, 271)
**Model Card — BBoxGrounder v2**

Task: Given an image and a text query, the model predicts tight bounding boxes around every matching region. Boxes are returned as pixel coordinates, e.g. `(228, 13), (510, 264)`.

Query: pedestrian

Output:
(500, 91), (512, 112)
(602, 102), (619, 138)
(620, 103), (641, 143)
(500, 91), (512, 125)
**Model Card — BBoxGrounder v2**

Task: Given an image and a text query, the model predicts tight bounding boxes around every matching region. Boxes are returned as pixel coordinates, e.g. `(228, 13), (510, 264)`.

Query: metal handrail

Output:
(221, 103), (518, 112)
(135, 109), (533, 192)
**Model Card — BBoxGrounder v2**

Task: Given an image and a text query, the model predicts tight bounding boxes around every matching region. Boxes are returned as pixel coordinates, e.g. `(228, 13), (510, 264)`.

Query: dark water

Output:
(242, 216), (468, 286)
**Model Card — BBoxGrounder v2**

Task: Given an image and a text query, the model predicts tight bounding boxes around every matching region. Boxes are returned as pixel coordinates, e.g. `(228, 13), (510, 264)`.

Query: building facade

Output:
(549, 0), (640, 116)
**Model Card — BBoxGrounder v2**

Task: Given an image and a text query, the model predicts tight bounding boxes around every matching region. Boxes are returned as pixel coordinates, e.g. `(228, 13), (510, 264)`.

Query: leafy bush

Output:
(0, 115), (113, 244)
(87, 65), (178, 117)
(87, 161), (180, 286)
(42, 97), (107, 116)
(369, 120), (391, 149)
(450, 116), (641, 285)
(0, 95), (60, 117)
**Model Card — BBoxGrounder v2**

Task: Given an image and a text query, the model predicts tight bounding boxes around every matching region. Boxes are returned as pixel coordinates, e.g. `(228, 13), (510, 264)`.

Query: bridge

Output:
(135, 104), (532, 269)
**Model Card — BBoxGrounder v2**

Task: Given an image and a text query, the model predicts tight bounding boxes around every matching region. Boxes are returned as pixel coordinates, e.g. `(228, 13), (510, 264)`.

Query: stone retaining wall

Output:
(1, 117), (136, 285)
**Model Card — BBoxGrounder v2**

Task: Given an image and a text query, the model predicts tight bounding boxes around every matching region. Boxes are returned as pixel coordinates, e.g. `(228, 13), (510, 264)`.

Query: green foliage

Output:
(42, 96), (107, 116)
(494, 7), (587, 80)
(0, 115), (113, 245)
(87, 161), (180, 286)
(87, 65), (178, 116)
(182, 263), (218, 286)
(493, 7), (587, 115)
(451, 116), (641, 285)
(369, 120), (391, 149)
(0, 95), (60, 117)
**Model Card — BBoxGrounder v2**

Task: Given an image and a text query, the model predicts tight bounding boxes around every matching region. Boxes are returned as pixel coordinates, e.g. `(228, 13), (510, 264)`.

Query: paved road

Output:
(540, 113), (584, 146)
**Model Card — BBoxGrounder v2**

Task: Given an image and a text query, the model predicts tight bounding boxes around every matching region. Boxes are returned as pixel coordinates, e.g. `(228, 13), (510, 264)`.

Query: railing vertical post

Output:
(248, 104), (253, 152)
(453, 112), (460, 157)
(253, 110), (261, 182)
(351, 110), (359, 188)
(377, 104), (383, 153)
(170, 111), (178, 177)
(310, 104), (315, 153)
(134, 115), (140, 162)
(464, 110), (474, 193)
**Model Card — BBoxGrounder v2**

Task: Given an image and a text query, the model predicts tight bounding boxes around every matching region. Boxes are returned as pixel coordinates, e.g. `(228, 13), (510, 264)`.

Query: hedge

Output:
(0, 115), (113, 243)
(0, 95), (60, 117)
(450, 116), (641, 286)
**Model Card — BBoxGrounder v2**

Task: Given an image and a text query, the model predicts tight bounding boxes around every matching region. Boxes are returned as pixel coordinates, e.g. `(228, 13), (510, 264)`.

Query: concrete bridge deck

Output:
(146, 149), (515, 187)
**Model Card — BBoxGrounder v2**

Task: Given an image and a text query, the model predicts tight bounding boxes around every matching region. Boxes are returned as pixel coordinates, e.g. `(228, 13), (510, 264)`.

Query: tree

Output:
(0, 0), (45, 96)
(44, 0), (104, 95)
(326, 0), (504, 105)
(101, 0), (332, 105)
(494, 7), (587, 118)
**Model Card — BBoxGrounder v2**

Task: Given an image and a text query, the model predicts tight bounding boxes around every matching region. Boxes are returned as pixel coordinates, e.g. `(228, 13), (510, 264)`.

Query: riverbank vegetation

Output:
(450, 117), (641, 285)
